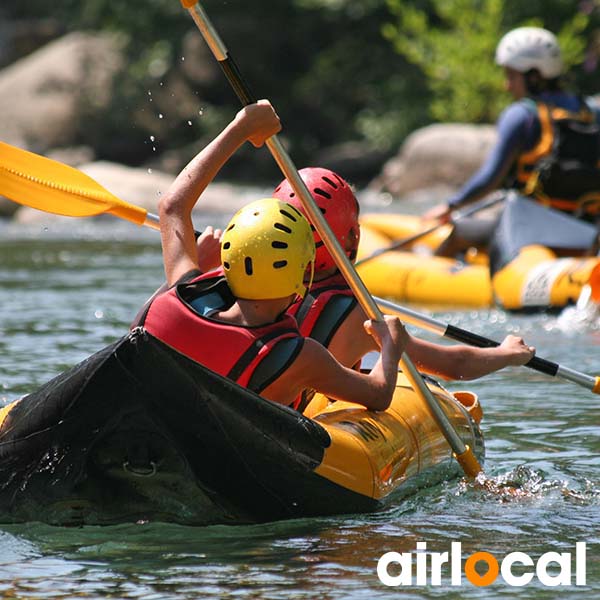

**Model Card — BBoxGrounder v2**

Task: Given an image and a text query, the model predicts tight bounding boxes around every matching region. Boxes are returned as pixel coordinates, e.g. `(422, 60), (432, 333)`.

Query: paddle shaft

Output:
(181, 0), (482, 477)
(355, 193), (505, 267)
(375, 296), (600, 394)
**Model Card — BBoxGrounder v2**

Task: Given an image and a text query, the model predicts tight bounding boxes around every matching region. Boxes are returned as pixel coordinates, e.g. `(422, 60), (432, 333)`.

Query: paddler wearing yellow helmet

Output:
(139, 100), (408, 411)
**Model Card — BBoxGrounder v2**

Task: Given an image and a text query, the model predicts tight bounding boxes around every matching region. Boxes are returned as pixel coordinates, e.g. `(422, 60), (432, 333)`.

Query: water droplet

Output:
(147, 90), (152, 96)
(150, 135), (155, 142)
(147, 168), (153, 174)
(181, 56), (185, 61)
(158, 113), (164, 119)
(94, 310), (104, 319)
(187, 120), (192, 126)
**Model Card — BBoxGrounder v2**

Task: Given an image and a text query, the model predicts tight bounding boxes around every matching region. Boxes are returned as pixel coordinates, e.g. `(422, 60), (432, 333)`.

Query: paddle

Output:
(5, 145), (595, 395)
(375, 297), (600, 394)
(355, 193), (505, 267)
(179, 0), (483, 478)
(0, 141), (160, 230)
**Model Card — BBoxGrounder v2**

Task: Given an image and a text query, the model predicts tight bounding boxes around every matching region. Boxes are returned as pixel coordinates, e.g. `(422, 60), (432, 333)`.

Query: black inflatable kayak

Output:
(0, 328), (484, 525)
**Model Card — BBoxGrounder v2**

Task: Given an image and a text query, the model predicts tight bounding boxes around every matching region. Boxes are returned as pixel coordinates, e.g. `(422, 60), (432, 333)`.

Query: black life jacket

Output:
(516, 99), (600, 216)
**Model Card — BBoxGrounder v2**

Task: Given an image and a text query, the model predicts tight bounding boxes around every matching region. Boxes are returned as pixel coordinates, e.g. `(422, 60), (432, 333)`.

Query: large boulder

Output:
(0, 32), (125, 152)
(370, 123), (497, 197)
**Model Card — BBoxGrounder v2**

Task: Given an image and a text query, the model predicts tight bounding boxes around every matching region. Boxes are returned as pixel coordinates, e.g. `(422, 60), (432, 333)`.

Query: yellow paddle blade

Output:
(0, 141), (148, 225)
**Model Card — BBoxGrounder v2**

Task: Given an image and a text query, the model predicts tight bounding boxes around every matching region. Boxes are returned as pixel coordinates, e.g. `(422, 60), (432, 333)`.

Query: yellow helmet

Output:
(221, 198), (315, 300)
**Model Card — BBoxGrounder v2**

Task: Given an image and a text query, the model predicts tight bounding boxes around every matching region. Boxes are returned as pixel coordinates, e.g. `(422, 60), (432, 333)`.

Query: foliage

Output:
(2, 0), (600, 178)
(383, 0), (595, 124)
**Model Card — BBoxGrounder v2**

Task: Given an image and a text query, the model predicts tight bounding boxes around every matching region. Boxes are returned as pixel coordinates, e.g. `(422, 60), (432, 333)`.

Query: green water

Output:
(0, 219), (598, 598)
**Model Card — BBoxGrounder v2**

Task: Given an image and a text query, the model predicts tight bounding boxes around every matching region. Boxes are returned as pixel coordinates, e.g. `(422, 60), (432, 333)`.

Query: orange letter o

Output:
(465, 551), (499, 587)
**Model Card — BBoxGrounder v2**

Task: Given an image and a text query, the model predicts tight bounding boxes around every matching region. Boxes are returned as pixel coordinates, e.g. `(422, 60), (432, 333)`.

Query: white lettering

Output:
(501, 552), (534, 586)
(430, 551), (449, 586)
(576, 542), (587, 585)
(536, 552), (572, 586)
(451, 542), (462, 586)
(377, 551), (412, 586)
(416, 541), (427, 586)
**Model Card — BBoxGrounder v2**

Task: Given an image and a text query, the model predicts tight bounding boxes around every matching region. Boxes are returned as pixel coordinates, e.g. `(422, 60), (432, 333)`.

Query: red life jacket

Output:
(288, 272), (356, 412)
(142, 272), (303, 395)
(288, 272), (356, 346)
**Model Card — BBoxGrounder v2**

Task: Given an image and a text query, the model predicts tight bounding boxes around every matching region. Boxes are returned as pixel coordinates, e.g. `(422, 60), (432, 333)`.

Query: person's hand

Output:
(196, 225), (222, 273)
(498, 334), (535, 366)
(364, 315), (408, 357)
(235, 100), (282, 148)
(422, 203), (453, 224)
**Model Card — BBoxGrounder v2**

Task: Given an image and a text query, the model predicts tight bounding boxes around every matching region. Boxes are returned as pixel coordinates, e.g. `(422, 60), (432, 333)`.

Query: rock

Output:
(0, 18), (66, 68)
(312, 140), (391, 186)
(370, 123), (497, 197)
(0, 32), (125, 152)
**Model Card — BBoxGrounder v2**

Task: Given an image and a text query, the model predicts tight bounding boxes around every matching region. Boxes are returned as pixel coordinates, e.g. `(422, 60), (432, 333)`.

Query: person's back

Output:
(424, 27), (600, 256)
(273, 167), (535, 390)
(145, 101), (407, 411)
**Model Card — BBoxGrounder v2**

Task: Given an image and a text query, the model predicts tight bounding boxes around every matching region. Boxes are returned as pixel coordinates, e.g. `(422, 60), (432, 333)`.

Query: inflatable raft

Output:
(358, 195), (600, 311)
(0, 328), (483, 526)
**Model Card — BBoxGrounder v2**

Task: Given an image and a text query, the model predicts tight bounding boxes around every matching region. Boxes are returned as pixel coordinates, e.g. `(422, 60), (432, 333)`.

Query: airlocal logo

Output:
(377, 542), (587, 587)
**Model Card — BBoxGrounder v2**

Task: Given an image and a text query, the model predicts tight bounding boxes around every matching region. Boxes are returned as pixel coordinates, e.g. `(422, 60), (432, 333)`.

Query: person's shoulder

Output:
(497, 100), (536, 133)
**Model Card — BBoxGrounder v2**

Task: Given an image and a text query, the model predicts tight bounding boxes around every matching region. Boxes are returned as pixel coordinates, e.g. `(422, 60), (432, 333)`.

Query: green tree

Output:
(384, 0), (591, 123)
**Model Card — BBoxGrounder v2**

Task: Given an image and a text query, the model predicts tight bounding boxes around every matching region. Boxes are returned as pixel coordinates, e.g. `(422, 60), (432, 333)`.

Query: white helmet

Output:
(495, 27), (563, 79)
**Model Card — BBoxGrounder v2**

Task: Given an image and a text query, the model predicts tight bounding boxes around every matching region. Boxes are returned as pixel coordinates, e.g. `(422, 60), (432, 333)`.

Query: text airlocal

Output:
(377, 542), (587, 587)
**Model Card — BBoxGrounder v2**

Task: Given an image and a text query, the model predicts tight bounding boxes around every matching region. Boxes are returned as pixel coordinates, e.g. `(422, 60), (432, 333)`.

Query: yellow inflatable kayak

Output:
(0, 329), (483, 525)
(358, 195), (600, 311)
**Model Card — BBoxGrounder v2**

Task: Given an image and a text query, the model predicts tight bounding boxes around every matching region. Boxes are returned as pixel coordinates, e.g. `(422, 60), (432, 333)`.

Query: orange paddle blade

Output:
(0, 141), (148, 225)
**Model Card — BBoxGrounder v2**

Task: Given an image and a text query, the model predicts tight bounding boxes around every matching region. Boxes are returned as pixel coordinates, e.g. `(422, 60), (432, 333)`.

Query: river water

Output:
(0, 215), (598, 599)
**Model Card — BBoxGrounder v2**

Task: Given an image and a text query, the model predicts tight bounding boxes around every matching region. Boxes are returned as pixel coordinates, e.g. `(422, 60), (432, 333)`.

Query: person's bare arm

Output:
(406, 334), (535, 380)
(158, 101), (281, 286)
(263, 316), (407, 411)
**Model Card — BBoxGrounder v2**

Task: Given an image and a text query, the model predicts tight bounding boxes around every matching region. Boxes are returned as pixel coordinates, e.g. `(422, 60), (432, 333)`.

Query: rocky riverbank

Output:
(1, 25), (499, 224)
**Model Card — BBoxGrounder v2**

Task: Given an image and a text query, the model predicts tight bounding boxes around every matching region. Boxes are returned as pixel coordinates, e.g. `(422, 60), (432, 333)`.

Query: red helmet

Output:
(273, 167), (360, 271)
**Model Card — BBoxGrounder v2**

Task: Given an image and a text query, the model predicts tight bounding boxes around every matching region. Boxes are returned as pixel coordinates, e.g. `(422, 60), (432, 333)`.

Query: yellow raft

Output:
(0, 329), (483, 525)
(358, 200), (600, 311)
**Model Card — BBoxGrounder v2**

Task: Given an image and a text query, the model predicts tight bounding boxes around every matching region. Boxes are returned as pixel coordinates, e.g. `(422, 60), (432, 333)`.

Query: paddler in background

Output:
(272, 167), (535, 411)
(423, 27), (600, 258)
(133, 99), (408, 411)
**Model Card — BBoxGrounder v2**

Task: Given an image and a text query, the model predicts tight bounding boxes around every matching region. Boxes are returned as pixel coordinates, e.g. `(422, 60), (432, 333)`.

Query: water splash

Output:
(456, 465), (599, 505)
(551, 285), (600, 333)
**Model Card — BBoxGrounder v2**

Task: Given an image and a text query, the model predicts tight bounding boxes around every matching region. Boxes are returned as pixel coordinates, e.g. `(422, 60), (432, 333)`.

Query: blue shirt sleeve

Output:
(448, 102), (538, 208)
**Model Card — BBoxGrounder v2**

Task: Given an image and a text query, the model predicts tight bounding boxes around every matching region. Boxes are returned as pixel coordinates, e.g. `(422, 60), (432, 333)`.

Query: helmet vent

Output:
(279, 209), (298, 222)
(223, 261), (230, 270)
(314, 187), (332, 199)
(272, 241), (288, 249)
(322, 176), (339, 189)
(226, 223), (235, 232)
(222, 241), (231, 250)
(274, 223), (292, 234)
(273, 260), (287, 269)
(244, 257), (253, 275)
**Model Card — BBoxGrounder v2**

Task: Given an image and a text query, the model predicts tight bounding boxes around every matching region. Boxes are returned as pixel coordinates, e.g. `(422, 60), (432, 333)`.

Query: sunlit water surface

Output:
(0, 217), (598, 599)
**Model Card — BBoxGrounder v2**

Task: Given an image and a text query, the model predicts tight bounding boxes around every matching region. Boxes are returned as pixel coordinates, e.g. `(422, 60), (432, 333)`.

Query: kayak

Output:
(0, 328), (483, 526)
(358, 195), (600, 311)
